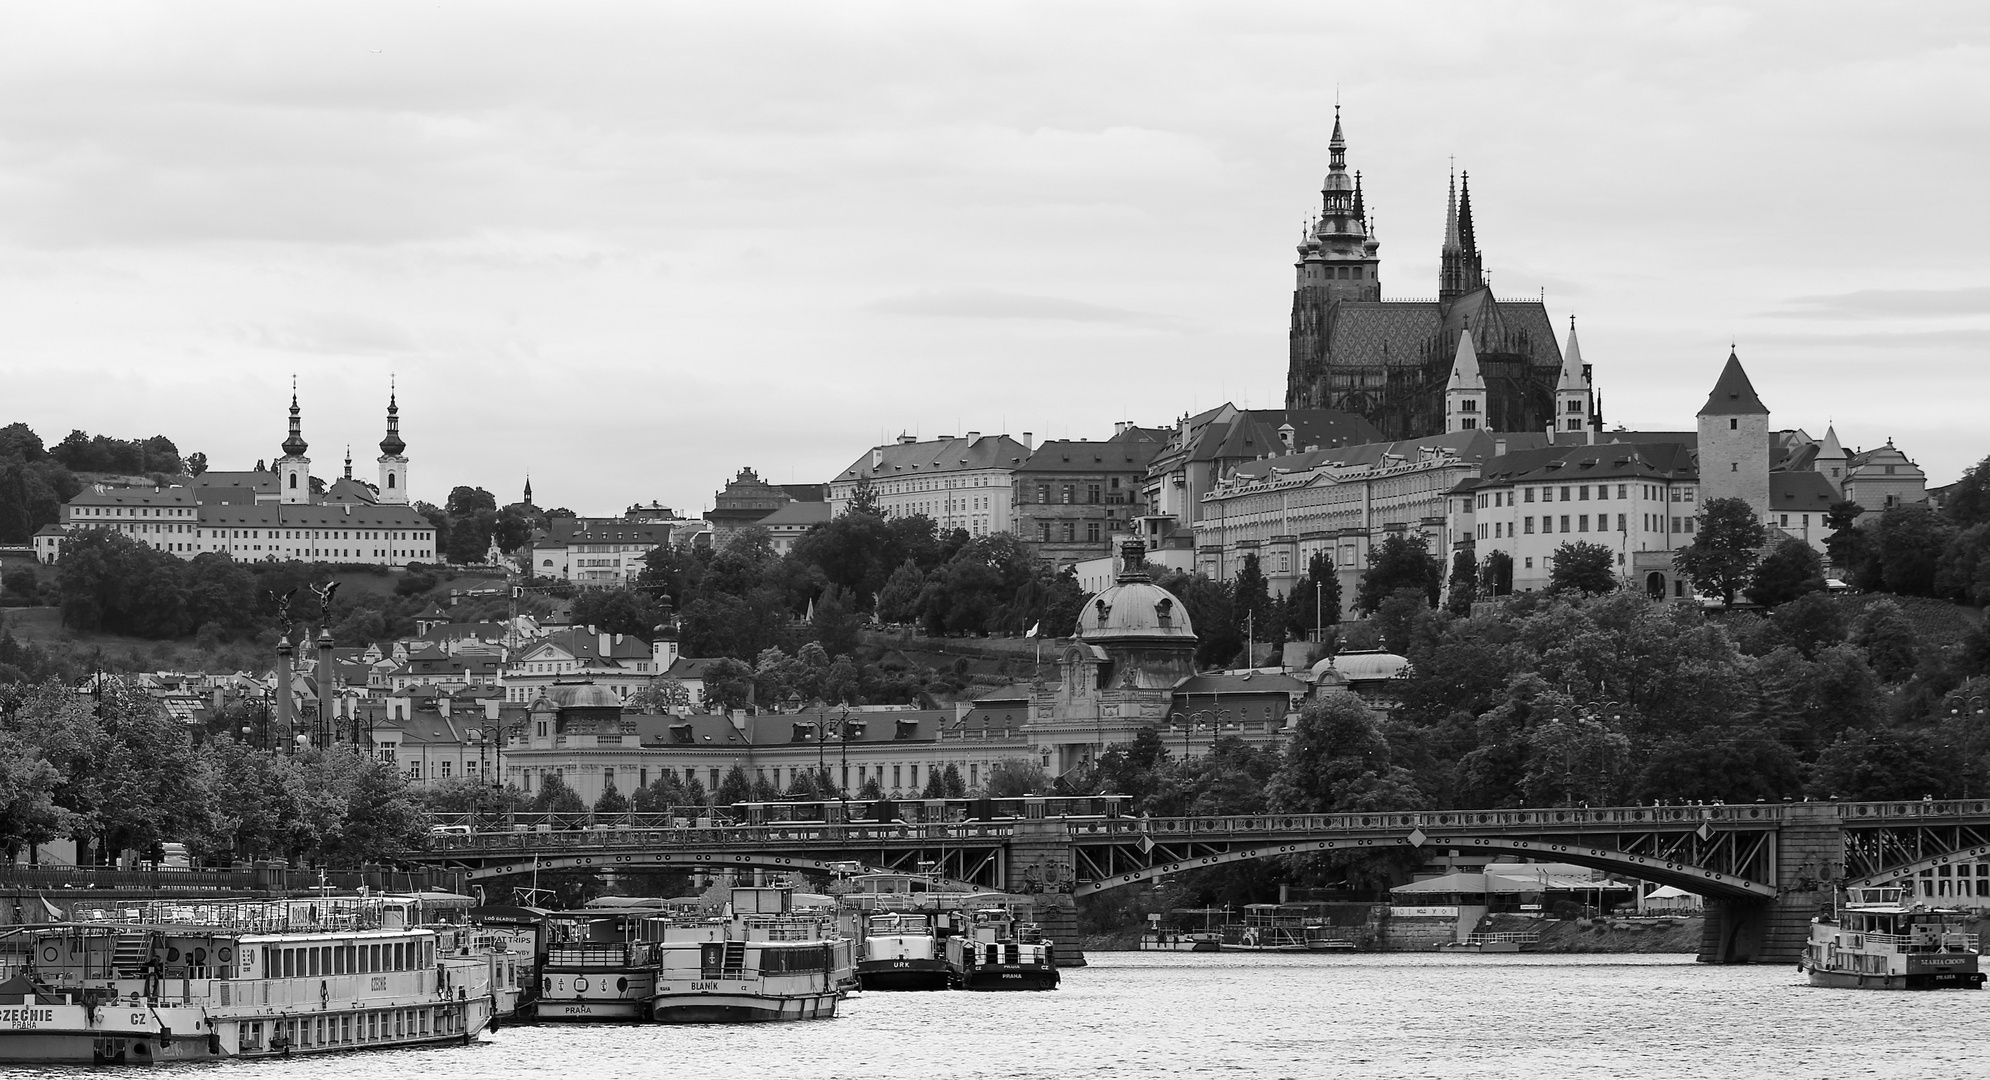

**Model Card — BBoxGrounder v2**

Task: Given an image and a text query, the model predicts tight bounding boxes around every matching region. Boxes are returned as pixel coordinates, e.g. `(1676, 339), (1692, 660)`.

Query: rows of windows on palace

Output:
(66, 517), (431, 559)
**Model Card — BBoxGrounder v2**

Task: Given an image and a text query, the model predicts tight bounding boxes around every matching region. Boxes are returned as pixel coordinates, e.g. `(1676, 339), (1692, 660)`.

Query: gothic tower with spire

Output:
(1556, 317), (1594, 433)
(276, 382), (312, 505)
(377, 384), (409, 505)
(1284, 118), (1570, 440)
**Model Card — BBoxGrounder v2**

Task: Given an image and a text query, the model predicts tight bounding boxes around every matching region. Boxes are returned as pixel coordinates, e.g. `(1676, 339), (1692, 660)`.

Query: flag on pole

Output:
(1026, 622), (1040, 638)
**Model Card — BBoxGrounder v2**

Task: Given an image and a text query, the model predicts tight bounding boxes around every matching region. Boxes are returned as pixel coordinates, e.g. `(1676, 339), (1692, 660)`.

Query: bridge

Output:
(407, 799), (1990, 965)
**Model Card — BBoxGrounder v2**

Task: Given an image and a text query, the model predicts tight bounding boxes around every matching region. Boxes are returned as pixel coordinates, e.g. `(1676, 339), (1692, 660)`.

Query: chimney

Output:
(1022, 432), (1034, 450)
(599, 632), (611, 656)
(1494, 439), (1507, 457)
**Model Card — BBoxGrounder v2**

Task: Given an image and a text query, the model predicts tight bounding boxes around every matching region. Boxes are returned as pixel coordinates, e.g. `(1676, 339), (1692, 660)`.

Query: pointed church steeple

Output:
(524, 474), (534, 506)
(1291, 106), (1381, 306)
(379, 384), (406, 457)
(1441, 169), (1486, 303)
(1445, 332), (1486, 433)
(1556, 317), (1592, 432)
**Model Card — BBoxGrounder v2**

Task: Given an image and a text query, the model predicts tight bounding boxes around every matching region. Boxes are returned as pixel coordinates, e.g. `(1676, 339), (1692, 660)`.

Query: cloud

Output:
(1745, 326), (1990, 348)
(228, 312), (420, 355)
(1764, 287), (1990, 320)
(866, 289), (1189, 330)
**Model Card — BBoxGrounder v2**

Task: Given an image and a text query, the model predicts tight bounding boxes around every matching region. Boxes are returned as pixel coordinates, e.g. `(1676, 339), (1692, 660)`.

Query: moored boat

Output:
(1140, 908), (1226, 952)
(856, 911), (952, 990)
(648, 887), (846, 1022)
(0, 895), (502, 1064)
(944, 908), (1058, 990)
(1800, 886), (1985, 990)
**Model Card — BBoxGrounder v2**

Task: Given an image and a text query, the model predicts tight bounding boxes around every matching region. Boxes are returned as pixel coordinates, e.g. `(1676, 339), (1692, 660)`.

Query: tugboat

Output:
(648, 887), (847, 1022)
(0, 895), (503, 1063)
(856, 910), (953, 990)
(1800, 886), (1985, 990)
(944, 908), (1059, 990)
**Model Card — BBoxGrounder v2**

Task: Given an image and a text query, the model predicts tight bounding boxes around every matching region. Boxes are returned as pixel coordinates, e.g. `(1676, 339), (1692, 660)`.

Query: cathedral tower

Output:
(377, 383), (409, 505)
(1444, 332), (1486, 433)
(1556, 318), (1593, 433)
(1286, 110), (1381, 406)
(276, 382), (312, 505)
(1697, 351), (1771, 518)
(1438, 171), (1485, 302)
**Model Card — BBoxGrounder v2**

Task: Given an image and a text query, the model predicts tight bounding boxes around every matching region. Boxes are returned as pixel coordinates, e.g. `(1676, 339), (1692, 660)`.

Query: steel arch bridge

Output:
(403, 799), (1990, 963)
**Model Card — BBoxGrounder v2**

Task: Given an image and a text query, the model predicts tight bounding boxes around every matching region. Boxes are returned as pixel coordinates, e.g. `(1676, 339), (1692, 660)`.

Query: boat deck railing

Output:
(1466, 931), (1542, 945)
(1857, 931), (1979, 952)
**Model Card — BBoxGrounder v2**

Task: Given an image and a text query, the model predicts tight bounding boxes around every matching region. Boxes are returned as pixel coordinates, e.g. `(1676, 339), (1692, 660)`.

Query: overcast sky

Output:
(3, 2), (1985, 515)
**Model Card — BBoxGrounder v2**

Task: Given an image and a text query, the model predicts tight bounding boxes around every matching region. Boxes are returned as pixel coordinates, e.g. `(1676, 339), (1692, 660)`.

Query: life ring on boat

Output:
(41, 946), (57, 963)
(218, 947), (233, 964)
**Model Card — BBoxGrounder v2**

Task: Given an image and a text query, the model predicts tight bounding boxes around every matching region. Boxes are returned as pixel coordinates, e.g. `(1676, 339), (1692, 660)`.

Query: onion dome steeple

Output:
(281, 380), (309, 457)
(379, 383), (407, 457)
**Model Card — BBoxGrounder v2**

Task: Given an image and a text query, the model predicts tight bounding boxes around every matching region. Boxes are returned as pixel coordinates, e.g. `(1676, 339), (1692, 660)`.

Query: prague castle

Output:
(1283, 111), (1579, 439)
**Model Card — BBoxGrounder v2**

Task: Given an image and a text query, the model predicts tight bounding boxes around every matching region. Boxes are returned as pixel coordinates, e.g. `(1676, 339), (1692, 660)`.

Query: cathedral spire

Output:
(1439, 168), (1485, 302)
(1442, 170), (1460, 253)
(1458, 171), (1478, 258)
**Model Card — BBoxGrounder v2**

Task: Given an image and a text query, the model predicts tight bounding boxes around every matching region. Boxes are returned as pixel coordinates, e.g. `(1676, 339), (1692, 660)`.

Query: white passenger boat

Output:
(648, 887), (847, 1022)
(0, 895), (504, 1064)
(1800, 886), (1986, 990)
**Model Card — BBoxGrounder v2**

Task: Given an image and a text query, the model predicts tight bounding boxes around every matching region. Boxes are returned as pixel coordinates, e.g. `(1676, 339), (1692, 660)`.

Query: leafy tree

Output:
(874, 559), (926, 624)
(594, 777), (630, 815)
(1151, 569), (1238, 669)
(530, 772), (586, 815)
(1673, 496), (1766, 605)
(0, 423), (44, 463)
(1810, 729), (1952, 800)
(1269, 694), (1423, 813)
(920, 767), (945, 798)
(1356, 533), (1441, 613)
(1286, 551), (1342, 642)
(1936, 524), (1990, 606)
(1870, 504), (1958, 597)
(0, 728), (69, 857)
(1372, 587), (1438, 656)
(940, 763), (966, 798)
(1479, 549), (1514, 597)
(984, 759), (1048, 797)
(1445, 548), (1477, 616)
(1942, 452), (1990, 527)
(569, 588), (663, 639)
(715, 765), (753, 807)
(1232, 554), (1274, 660)
(1851, 598), (1920, 683)
(847, 476), (882, 518)
(1746, 537), (1826, 607)
(1549, 540), (1617, 596)
(1634, 731), (1805, 804)
(185, 452), (208, 476)
(1823, 500), (1868, 578)
(1769, 590), (1848, 660)
(1519, 713), (1633, 806)
(856, 776), (884, 800)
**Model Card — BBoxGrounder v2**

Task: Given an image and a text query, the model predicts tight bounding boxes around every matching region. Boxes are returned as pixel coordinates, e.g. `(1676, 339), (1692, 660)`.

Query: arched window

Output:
(387, 474), (396, 489)
(288, 474), (297, 489)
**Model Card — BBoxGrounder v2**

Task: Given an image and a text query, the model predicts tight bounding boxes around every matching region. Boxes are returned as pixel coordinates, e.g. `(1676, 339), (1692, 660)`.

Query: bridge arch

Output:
(1846, 841), (1990, 892)
(1072, 834), (1775, 900)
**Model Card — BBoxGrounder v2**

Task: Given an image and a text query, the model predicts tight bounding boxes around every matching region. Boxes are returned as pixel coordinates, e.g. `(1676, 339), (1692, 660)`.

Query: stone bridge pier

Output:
(1010, 821), (1085, 967)
(1699, 803), (1838, 965)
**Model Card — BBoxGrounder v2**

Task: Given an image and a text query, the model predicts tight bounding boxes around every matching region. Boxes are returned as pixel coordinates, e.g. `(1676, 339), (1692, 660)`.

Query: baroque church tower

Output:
(1284, 114), (1569, 440)
(275, 382), (312, 505)
(377, 384), (409, 505)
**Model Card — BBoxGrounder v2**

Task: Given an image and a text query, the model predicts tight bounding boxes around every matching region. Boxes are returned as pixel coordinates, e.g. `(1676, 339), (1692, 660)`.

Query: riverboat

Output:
(1800, 886), (1986, 990)
(944, 908), (1058, 990)
(1140, 908), (1226, 952)
(856, 911), (953, 990)
(648, 887), (847, 1022)
(526, 906), (664, 1023)
(0, 895), (503, 1064)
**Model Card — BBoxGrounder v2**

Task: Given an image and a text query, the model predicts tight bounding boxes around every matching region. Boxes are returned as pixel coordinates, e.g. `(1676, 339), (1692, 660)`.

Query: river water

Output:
(15, 952), (1990, 1079)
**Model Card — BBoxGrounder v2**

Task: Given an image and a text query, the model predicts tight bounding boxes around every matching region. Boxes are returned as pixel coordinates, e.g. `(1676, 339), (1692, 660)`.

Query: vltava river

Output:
(16, 953), (1990, 1079)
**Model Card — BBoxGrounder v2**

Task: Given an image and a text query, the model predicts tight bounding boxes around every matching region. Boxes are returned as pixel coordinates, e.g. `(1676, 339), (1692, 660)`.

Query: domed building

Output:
(1026, 541), (1199, 777)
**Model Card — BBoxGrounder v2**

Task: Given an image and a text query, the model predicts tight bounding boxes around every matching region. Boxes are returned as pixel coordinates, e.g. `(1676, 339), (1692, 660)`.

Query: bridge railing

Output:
(422, 820), (1019, 855)
(1835, 800), (1990, 821)
(1124, 803), (1789, 838)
